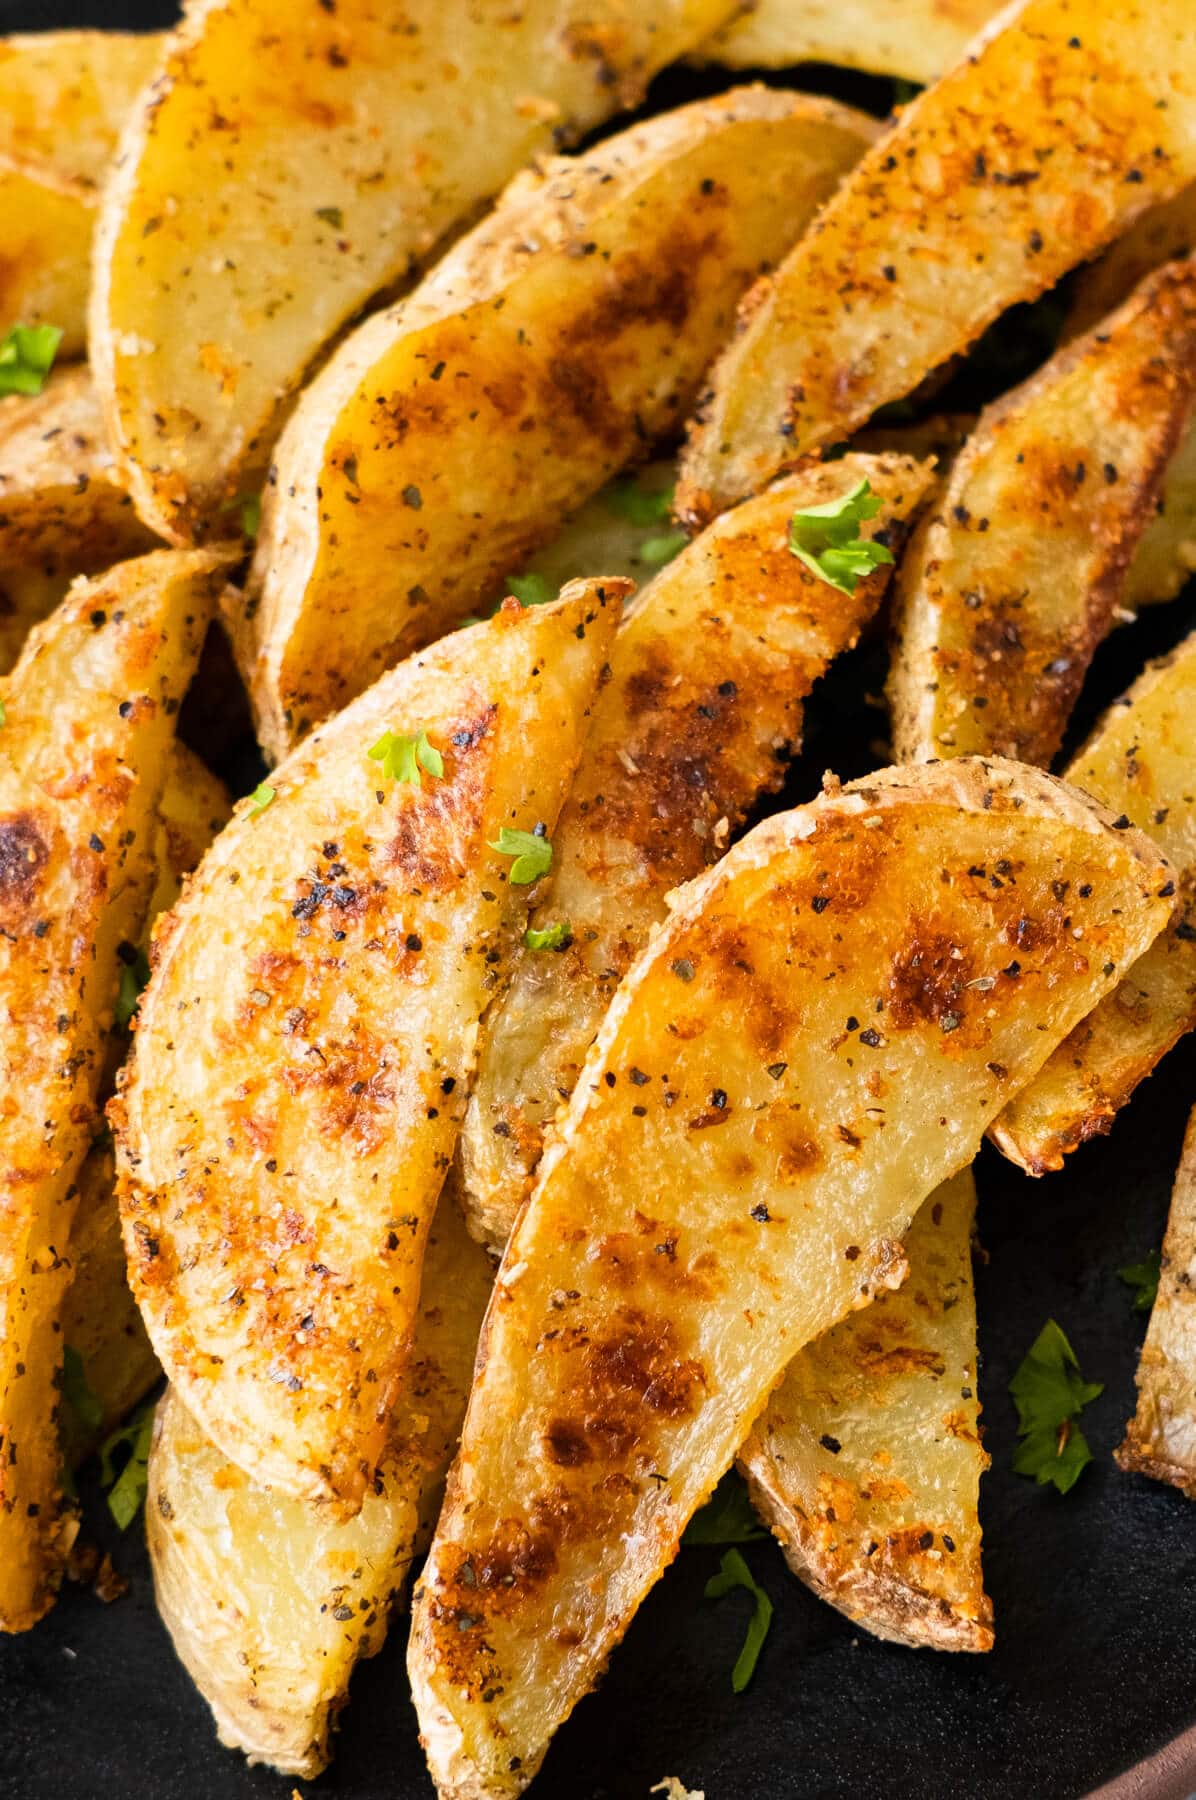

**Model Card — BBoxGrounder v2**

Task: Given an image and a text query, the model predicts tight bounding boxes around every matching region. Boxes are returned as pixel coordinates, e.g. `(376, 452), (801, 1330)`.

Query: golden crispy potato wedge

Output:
(240, 88), (876, 758)
(695, 0), (997, 83)
(0, 547), (223, 1632)
(459, 452), (935, 1251)
(1123, 422), (1196, 610)
(148, 1192), (493, 1778)
(409, 758), (1172, 1798)
(0, 366), (160, 672)
(1067, 182), (1196, 340)
(889, 259), (1196, 767)
(115, 584), (620, 1512)
(678, 0), (1196, 521)
(90, 0), (741, 546)
(990, 631), (1196, 1173)
(741, 1168), (992, 1652)
(1117, 1108), (1196, 1494)
(0, 32), (161, 354)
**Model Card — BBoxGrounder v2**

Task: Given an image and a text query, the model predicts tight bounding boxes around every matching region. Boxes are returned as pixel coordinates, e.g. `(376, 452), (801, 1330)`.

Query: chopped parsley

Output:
(315, 205), (344, 229)
(369, 726), (444, 787)
(490, 825), (552, 885)
(0, 323), (62, 397)
(100, 1400), (156, 1530)
(788, 479), (894, 595)
(221, 490), (261, 538)
(62, 1346), (103, 1437)
(0, 698), (6, 727)
(640, 530), (688, 568)
(704, 1547), (773, 1692)
(247, 782), (276, 816)
(114, 945), (151, 1031)
(1118, 1249), (1161, 1314)
(683, 1471), (766, 1547)
(1009, 1319), (1103, 1495)
(505, 572), (555, 607)
(603, 475), (675, 527)
(525, 920), (571, 951)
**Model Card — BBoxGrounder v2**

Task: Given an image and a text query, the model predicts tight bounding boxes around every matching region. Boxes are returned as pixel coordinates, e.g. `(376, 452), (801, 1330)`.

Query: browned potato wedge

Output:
(0, 547), (224, 1632)
(678, 0), (1196, 521)
(148, 1192), (493, 1778)
(889, 258), (1196, 767)
(409, 758), (1172, 1799)
(694, 0), (997, 83)
(1123, 422), (1196, 610)
(90, 0), (741, 546)
(459, 452), (935, 1251)
(240, 88), (876, 758)
(741, 1168), (992, 1652)
(0, 366), (160, 672)
(1117, 1107), (1196, 1494)
(1067, 182), (1196, 340)
(115, 584), (620, 1513)
(0, 32), (162, 353)
(990, 631), (1196, 1173)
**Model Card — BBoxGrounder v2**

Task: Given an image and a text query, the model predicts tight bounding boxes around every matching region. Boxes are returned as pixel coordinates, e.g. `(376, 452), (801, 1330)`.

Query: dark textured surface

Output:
(2, 3), (1196, 1797)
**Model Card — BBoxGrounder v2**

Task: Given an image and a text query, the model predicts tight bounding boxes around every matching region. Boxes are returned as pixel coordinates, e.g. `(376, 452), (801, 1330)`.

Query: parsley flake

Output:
(1009, 1319), (1103, 1495)
(100, 1400), (156, 1530)
(221, 490), (261, 538)
(640, 530), (688, 568)
(525, 919), (571, 951)
(704, 1547), (773, 1692)
(62, 1345), (103, 1437)
(788, 479), (894, 595)
(369, 727), (444, 787)
(114, 947), (151, 1031)
(0, 699), (6, 727)
(603, 475), (675, 527)
(247, 782), (276, 816)
(0, 323), (62, 397)
(1119, 1248), (1161, 1314)
(490, 825), (552, 884)
(505, 572), (555, 607)
(683, 1471), (766, 1547)
(315, 205), (344, 229)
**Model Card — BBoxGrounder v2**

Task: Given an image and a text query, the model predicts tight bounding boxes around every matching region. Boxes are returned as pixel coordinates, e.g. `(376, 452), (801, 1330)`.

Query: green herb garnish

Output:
(683, 1471), (766, 1547)
(369, 727), (444, 787)
(603, 476), (675, 527)
(100, 1401), (156, 1530)
(704, 1547), (773, 1692)
(1119, 1249), (1161, 1314)
(639, 530), (688, 568)
(788, 479), (894, 595)
(489, 825), (552, 885)
(505, 572), (555, 607)
(524, 920), (571, 952)
(114, 947), (151, 1031)
(1009, 1319), (1103, 1495)
(315, 205), (344, 229)
(247, 782), (276, 816)
(62, 1345), (103, 1437)
(0, 323), (62, 397)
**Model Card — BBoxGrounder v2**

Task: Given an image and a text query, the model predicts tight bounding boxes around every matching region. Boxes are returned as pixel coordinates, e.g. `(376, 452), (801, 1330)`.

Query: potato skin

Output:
(241, 86), (876, 756)
(410, 758), (1172, 1799)
(459, 452), (936, 1252)
(741, 1168), (992, 1653)
(889, 257), (1196, 767)
(116, 585), (619, 1513)
(679, 0), (1196, 519)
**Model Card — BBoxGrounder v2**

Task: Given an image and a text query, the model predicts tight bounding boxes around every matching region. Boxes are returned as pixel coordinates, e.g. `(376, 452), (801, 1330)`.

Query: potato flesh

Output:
(694, 0), (997, 83)
(116, 586), (620, 1511)
(0, 548), (223, 1631)
(242, 87), (877, 755)
(409, 759), (1173, 1798)
(889, 259), (1196, 767)
(991, 631), (1196, 1172)
(459, 453), (935, 1251)
(1067, 181), (1196, 340)
(678, 0), (1196, 519)
(90, 0), (740, 545)
(741, 1168), (992, 1652)
(148, 1193), (493, 1777)
(1117, 1108), (1196, 1493)
(0, 368), (160, 672)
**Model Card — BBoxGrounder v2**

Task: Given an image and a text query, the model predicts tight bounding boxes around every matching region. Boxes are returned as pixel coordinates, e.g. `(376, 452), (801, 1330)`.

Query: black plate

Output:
(2, 5), (1195, 1796)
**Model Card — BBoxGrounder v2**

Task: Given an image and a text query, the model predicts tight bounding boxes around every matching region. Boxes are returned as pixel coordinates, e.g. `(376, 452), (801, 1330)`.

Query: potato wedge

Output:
(694, 0), (997, 84)
(678, 0), (1196, 520)
(0, 366), (160, 672)
(240, 88), (876, 757)
(741, 1168), (992, 1652)
(888, 258), (1196, 767)
(459, 452), (935, 1251)
(1117, 1107), (1196, 1495)
(148, 1191), (493, 1778)
(1067, 182), (1196, 340)
(409, 758), (1172, 1799)
(0, 32), (161, 355)
(1122, 419), (1196, 610)
(497, 462), (680, 602)
(115, 583), (620, 1512)
(990, 631), (1196, 1173)
(0, 547), (223, 1632)
(90, 0), (742, 546)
